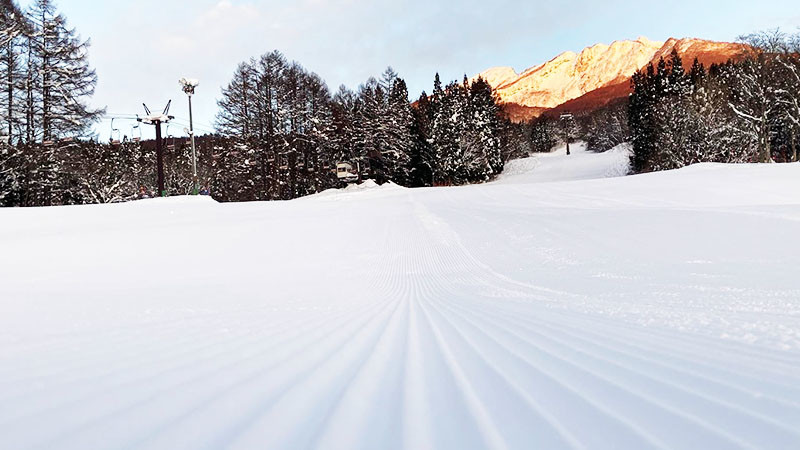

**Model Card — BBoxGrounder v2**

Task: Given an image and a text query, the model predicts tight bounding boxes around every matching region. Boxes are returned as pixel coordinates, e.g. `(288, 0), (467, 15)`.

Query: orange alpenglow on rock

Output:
(475, 37), (746, 122)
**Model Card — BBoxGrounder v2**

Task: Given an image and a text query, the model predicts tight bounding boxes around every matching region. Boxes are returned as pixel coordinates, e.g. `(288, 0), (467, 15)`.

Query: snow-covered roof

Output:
(140, 113), (172, 124)
(179, 78), (200, 88)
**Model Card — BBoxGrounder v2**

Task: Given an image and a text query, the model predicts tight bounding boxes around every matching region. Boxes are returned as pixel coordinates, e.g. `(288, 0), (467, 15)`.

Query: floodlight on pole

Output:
(180, 78), (200, 195)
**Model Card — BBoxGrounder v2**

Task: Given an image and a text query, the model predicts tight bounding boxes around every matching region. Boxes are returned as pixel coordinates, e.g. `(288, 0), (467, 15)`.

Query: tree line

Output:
(212, 51), (523, 202)
(0, 0), (105, 206)
(528, 29), (800, 173)
(628, 31), (800, 172)
(1, 0), (101, 144)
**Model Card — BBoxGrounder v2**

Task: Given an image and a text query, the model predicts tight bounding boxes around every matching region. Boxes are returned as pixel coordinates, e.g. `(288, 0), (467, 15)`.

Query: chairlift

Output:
(278, 153), (289, 170)
(130, 123), (142, 142)
(336, 162), (359, 183)
(166, 135), (177, 151)
(110, 118), (121, 142)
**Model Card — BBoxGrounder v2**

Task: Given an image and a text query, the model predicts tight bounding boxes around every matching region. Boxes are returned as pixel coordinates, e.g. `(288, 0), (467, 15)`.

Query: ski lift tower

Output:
(138, 101), (174, 197)
(179, 78), (200, 195)
(560, 113), (574, 156)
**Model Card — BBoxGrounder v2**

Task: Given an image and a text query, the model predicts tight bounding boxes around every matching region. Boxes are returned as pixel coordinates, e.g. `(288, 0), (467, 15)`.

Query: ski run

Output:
(1, 145), (799, 450)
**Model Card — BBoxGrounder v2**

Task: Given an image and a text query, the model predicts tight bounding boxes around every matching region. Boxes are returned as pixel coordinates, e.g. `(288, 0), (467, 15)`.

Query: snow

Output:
(498, 142), (631, 184)
(312, 179), (404, 199)
(141, 113), (172, 124)
(483, 38), (665, 109)
(1, 154), (800, 449)
(179, 78), (200, 88)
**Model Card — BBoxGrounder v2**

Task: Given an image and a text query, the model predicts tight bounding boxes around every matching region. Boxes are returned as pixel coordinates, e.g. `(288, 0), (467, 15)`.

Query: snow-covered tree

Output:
(0, 0), (27, 143)
(383, 76), (413, 183)
(468, 77), (502, 179)
(530, 117), (558, 153)
(408, 91), (434, 187)
(217, 62), (257, 141)
(584, 101), (629, 152)
(722, 52), (780, 163)
(27, 0), (101, 141)
(431, 81), (462, 184)
(0, 138), (22, 205)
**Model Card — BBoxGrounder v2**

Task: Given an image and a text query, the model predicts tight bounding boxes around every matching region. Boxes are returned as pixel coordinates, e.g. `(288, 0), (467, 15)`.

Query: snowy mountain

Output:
(477, 37), (746, 121)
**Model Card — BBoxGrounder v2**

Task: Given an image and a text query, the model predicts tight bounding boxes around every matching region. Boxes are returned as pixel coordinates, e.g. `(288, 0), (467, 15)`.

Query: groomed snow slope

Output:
(1, 156), (799, 449)
(498, 142), (632, 184)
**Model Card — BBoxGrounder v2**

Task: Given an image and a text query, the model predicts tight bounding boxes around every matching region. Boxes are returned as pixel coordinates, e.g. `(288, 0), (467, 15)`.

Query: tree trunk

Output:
(6, 43), (13, 141)
(761, 118), (771, 163)
(41, 9), (50, 141)
(25, 36), (32, 144)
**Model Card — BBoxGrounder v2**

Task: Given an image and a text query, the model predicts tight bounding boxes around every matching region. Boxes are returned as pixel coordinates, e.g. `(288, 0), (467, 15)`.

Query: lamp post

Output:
(180, 78), (200, 195)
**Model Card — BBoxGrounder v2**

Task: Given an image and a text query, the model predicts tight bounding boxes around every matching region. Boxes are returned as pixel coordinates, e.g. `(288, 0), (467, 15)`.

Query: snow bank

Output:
(310, 179), (405, 200)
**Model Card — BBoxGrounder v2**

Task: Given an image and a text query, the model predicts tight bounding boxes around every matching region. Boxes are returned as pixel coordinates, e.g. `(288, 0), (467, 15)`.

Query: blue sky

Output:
(20, 0), (800, 140)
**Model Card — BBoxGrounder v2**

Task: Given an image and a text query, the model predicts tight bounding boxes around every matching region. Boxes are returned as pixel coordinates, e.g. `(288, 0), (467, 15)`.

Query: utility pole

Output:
(139, 101), (174, 197)
(179, 78), (200, 195)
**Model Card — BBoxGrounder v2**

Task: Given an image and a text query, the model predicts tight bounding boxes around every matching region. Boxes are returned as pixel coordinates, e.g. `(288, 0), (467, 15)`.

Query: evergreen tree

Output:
(384, 77), (413, 184)
(408, 91), (434, 187)
(466, 77), (502, 180)
(0, 138), (22, 205)
(629, 64), (655, 172)
(431, 81), (460, 184)
(723, 53), (779, 163)
(530, 117), (558, 153)
(584, 101), (629, 152)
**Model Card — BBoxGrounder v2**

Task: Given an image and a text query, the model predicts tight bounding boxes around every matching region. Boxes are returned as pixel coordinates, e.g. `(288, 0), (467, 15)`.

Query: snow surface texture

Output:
(1, 150), (799, 449)
(498, 142), (632, 184)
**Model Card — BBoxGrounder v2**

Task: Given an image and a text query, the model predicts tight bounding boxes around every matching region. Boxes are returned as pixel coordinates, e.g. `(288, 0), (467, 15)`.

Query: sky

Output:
(19, 0), (800, 141)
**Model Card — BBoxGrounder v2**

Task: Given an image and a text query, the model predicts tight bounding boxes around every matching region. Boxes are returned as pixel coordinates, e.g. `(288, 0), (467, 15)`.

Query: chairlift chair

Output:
(336, 162), (359, 183)
(279, 153), (289, 170)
